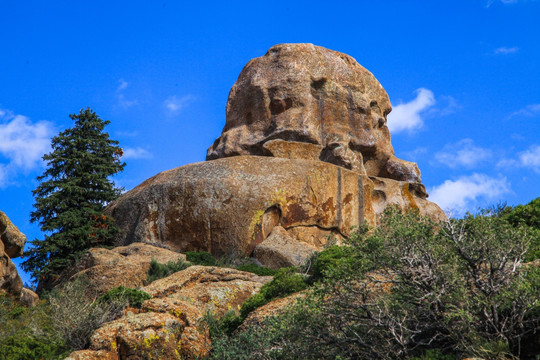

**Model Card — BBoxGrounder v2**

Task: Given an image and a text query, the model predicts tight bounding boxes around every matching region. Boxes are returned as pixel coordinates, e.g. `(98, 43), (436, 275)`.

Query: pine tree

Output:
(22, 108), (126, 285)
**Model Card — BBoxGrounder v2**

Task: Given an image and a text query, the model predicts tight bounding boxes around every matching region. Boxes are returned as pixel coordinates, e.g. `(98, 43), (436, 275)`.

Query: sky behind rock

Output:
(1, 0), (539, 284)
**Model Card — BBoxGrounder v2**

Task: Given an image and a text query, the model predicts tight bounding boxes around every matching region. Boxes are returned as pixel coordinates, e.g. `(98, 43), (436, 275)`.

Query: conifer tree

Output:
(22, 108), (125, 285)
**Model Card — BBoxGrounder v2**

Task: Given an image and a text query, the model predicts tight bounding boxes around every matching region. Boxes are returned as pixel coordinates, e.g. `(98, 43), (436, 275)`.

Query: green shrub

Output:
(236, 263), (277, 276)
(0, 334), (68, 360)
(0, 294), (69, 359)
(239, 267), (307, 319)
(311, 245), (354, 281)
(146, 257), (190, 283)
(98, 286), (152, 308)
(185, 250), (218, 266)
(47, 277), (129, 350)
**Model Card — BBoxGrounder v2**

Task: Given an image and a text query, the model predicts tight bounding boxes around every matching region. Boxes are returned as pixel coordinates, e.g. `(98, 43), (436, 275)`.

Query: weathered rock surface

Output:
(141, 265), (271, 317)
(0, 210), (32, 303)
(66, 264), (271, 359)
(254, 226), (317, 269)
(207, 43), (420, 183)
(0, 211), (26, 258)
(107, 156), (444, 259)
(87, 311), (208, 360)
(68, 242), (186, 296)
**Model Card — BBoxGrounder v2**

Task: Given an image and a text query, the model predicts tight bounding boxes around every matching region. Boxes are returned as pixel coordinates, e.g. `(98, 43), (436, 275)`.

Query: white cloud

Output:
(0, 110), (54, 187)
(164, 95), (193, 113)
(117, 94), (138, 109)
(115, 79), (138, 109)
(387, 88), (435, 134)
(509, 104), (540, 118)
(494, 46), (519, 55)
(123, 147), (152, 160)
(519, 145), (540, 172)
(486, 0), (519, 7)
(429, 174), (510, 213)
(117, 78), (129, 91)
(434, 139), (492, 169)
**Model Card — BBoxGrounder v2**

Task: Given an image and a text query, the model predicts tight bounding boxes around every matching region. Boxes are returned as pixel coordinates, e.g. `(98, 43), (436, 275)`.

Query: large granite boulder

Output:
(106, 44), (445, 267)
(207, 43), (420, 183)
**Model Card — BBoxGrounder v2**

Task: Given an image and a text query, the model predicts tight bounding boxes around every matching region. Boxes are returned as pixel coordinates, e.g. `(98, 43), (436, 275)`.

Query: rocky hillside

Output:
(106, 43), (444, 270)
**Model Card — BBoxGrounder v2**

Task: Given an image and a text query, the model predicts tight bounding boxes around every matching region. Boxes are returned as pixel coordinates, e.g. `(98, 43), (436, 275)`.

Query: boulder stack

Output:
(107, 43), (445, 268)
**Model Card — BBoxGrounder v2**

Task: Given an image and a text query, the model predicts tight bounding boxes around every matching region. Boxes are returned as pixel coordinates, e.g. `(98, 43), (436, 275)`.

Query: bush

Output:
(185, 251), (218, 266)
(311, 245), (354, 281)
(146, 257), (190, 283)
(236, 263), (277, 276)
(0, 294), (69, 359)
(98, 286), (152, 308)
(46, 277), (129, 350)
(239, 267), (307, 319)
(209, 206), (540, 359)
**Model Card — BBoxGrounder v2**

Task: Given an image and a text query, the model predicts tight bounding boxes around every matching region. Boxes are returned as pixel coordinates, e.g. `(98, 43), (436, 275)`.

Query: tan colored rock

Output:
(89, 311), (208, 360)
(107, 156), (444, 260)
(254, 226), (317, 269)
(0, 239), (23, 297)
(141, 265), (271, 317)
(207, 43), (420, 183)
(0, 210), (26, 258)
(19, 287), (39, 307)
(65, 350), (118, 360)
(69, 242), (186, 296)
(107, 156), (374, 256)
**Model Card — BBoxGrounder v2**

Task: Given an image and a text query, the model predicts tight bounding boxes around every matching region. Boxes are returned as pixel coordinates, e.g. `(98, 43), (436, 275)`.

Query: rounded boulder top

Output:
(207, 43), (421, 183)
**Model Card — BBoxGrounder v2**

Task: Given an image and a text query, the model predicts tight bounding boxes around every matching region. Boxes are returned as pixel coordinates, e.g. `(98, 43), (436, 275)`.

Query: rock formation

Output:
(67, 261), (271, 359)
(106, 43), (445, 269)
(1, 210), (38, 305)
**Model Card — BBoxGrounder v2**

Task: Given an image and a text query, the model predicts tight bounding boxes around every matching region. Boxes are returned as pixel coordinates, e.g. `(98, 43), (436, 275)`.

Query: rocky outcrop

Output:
(66, 264), (271, 359)
(207, 43), (420, 183)
(0, 210), (37, 305)
(141, 265), (271, 317)
(67, 242), (186, 296)
(106, 43), (445, 267)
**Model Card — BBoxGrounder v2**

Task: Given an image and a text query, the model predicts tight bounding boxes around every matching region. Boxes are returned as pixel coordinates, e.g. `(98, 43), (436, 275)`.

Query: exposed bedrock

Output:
(207, 43), (420, 183)
(106, 156), (444, 266)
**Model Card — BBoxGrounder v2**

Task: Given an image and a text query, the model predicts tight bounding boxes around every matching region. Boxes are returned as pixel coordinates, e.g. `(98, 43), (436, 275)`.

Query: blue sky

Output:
(1, 0), (539, 284)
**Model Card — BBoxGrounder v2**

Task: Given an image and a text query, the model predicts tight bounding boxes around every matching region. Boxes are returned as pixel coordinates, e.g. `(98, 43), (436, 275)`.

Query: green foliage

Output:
(47, 277), (128, 350)
(240, 267), (307, 319)
(22, 108), (125, 286)
(210, 206), (540, 359)
(98, 286), (152, 308)
(0, 294), (69, 359)
(185, 250), (218, 266)
(502, 197), (540, 261)
(236, 263), (277, 276)
(146, 257), (190, 283)
(311, 244), (354, 281)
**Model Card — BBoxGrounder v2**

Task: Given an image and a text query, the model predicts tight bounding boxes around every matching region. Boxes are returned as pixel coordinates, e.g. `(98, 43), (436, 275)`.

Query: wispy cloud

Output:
(519, 145), (540, 172)
(429, 174), (510, 213)
(164, 95), (194, 113)
(117, 78), (129, 91)
(486, 0), (519, 8)
(434, 139), (492, 169)
(0, 109), (54, 187)
(387, 88), (435, 134)
(122, 147), (152, 160)
(494, 46), (519, 55)
(509, 104), (540, 118)
(115, 79), (138, 109)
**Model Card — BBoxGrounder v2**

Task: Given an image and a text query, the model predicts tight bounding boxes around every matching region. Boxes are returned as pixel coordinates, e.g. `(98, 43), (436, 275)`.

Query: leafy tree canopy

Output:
(22, 108), (125, 286)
